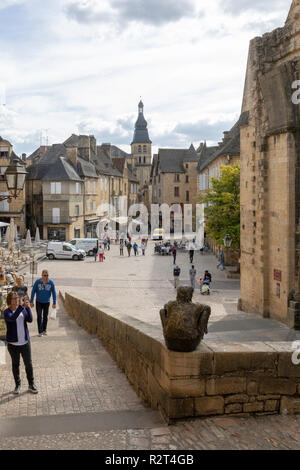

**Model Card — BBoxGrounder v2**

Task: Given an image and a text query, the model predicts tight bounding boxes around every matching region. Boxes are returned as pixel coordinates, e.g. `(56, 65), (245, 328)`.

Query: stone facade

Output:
(0, 137), (26, 236)
(150, 146), (199, 231)
(240, 0), (300, 327)
(62, 291), (300, 423)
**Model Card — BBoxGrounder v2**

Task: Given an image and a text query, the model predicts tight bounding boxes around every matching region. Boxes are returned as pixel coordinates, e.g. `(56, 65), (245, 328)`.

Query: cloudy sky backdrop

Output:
(0, 0), (289, 156)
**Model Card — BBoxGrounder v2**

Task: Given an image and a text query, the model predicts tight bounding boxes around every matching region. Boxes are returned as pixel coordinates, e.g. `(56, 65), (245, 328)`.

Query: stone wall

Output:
(60, 292), (300, 423)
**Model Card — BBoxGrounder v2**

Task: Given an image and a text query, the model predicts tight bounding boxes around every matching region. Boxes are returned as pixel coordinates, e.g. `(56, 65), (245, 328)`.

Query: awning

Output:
(0, 222), (10, 227)
(85, 218), (100, 224)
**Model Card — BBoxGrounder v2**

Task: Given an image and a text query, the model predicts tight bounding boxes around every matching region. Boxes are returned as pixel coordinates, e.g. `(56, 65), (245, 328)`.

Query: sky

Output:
(0, 0), (289, 156)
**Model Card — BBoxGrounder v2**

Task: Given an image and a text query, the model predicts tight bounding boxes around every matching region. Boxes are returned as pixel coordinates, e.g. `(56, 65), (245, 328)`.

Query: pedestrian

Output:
(189, 265), (197, 289)
(203, 270), (212, 284)
(103, 238), (108, 251)
(126, 240), (132, 257)
(141, 241), (146, 256)
(30, 270), (56, 337)
(98, 245), (104, 262)
(172, 246), (177, 265)
(217, 250), (225, 270)
(173, 265), (181, 290)
(189, 248), (194, 264)
(133, 242), (138, 256)
(12, 275), (28, 298)
(4, 292), (38, 394)
(120, 239), (124, 256)
(93, 245), (98, 262)
(107, 237), (111, 251)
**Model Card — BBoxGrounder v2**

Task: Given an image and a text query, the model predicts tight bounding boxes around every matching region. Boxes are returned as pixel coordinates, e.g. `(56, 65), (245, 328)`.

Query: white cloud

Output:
(0, 0), (25, 9)
(0, 0), (290, 156)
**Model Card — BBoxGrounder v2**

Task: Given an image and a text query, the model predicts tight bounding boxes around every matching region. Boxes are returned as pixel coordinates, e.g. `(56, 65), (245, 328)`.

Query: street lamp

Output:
(223, 234), (232, 248)
(0, 159), (27, 201)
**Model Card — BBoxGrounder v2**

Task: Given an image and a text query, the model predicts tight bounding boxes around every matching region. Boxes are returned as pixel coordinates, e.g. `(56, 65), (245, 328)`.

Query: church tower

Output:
(131, 100), (152, 187)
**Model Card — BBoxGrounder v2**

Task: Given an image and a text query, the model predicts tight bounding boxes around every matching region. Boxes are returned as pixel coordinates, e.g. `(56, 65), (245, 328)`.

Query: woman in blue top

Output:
(30, 270), (56, 337)
(4, 291), (38, 394)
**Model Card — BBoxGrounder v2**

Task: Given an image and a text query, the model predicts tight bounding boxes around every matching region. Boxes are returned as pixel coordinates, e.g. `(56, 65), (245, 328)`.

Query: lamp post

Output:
(0, 159), (27, 202)
(223, 234), (232, 249)
(223, 234), (233, 268)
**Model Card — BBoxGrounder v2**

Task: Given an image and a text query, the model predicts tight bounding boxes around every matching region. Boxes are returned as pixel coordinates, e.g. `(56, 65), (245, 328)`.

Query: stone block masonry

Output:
(61, 292), (300, 423)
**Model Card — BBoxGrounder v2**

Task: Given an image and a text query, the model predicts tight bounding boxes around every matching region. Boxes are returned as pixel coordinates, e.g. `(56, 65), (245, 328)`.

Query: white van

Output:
(46, 242), (86, 261)
(68, 238), (98, 256)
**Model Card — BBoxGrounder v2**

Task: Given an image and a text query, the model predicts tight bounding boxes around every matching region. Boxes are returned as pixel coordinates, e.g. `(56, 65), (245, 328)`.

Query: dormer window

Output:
(0, 147), (9, 158)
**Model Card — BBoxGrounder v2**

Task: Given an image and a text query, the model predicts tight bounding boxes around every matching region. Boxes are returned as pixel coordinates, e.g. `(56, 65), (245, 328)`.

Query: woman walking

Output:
(4, 292), (38, 394)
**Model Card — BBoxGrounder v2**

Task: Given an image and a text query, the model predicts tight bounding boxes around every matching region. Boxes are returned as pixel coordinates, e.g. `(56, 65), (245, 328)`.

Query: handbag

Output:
(50, 308), (57, 320)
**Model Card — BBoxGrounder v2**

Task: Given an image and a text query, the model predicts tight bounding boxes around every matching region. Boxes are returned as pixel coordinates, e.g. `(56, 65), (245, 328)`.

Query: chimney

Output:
(22, 153), (26, 162)
(101, 143), (112, 159)
(39, 146), (48, 155)
(223, 131), (230, 142)
(66, 146), (78, 169)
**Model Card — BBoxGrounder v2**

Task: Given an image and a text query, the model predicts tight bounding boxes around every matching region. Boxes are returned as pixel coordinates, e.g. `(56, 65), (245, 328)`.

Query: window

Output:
(143, 157), (146, 164)
(0, 147), (9, 158)
(139, 157), (141, 163)
(87, 200), (90, 213)
(100, 177), (103, 191)
(186, 164), (189, 169)
(143, 145), (147, 153)
(186, 191), (190, 202)
(51, 182), (61, 194)
(186, 175), (189, 183)
(63, 245), (72, 252)
(174, 187), (179, 197)
(138, 145), (142, 153)
(92, 200), (96, 212)
(52, 208), (60, 223)
(76, 182), (81, 194)
(75, 205), (79, 217)
(87, 181), (91, 194)
(74, 228), (80, 238)
(174, 174), (180, 182)
(93, 181), (96, 194)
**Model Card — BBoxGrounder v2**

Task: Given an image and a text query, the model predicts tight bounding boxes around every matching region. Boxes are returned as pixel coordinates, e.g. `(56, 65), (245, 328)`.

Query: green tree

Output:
(200, 163), (240, 249)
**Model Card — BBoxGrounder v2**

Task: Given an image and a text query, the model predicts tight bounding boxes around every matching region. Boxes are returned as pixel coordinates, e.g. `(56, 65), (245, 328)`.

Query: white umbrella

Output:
(25, 229), (32, 246)
(35, 227), (40, 243)
(8, 218), (15, 251)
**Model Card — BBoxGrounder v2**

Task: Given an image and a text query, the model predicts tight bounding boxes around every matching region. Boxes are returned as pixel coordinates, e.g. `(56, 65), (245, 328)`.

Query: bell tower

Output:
(131, 100), (152, 187)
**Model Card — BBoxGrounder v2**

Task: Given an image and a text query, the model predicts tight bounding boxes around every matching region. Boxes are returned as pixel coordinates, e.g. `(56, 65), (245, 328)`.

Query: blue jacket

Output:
(4, 305), (33, 343)
(30, 278), (56, 304)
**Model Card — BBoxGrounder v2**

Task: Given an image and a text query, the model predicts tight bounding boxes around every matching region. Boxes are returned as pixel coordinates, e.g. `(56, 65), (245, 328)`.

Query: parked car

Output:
(46, 242), (86, 260)
(152, 228), (165, 240)
(68, 238), (98, 256)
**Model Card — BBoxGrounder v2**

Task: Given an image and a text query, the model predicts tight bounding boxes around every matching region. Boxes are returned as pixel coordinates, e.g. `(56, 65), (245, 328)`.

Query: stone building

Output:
(239, 0), (300, 328)
(0, 137), (26, 236)
(150, 145), (199, 231)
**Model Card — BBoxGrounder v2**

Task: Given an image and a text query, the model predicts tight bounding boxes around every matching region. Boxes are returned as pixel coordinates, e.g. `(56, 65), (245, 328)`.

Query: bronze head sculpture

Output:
(160, 286), (211, 352)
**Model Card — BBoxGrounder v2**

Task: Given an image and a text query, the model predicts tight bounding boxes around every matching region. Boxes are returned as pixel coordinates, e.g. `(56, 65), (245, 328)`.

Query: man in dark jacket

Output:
(173, 265), (181, 289)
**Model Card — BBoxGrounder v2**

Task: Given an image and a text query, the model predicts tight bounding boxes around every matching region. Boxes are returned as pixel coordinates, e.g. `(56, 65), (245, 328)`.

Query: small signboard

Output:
(274, 270), (282, 282)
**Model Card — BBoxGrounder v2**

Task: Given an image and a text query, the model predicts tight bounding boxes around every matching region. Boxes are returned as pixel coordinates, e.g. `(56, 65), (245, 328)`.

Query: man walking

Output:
(141, 241), (146, 256)
(126, 240), (132, 257)
(189, 248), (194, 264)
(133, 242), (138, 256)
(93, 245), (98, 262)
(189, 265), (197, 289)
(217, 250), (225, 270)
(172, 246), (177, 265)
(30, 270), (56, 337)
(120, 239), (124, 256)
(173, 265), (181, 290)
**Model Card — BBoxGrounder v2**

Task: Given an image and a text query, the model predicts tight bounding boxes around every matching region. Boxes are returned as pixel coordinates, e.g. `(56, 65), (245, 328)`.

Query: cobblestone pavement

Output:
(0, 299), (299, 450)
(0, 242), (299, 450)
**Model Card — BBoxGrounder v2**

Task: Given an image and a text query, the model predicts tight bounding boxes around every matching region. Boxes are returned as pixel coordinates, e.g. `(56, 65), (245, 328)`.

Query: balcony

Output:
(43, 216), (72, 225)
